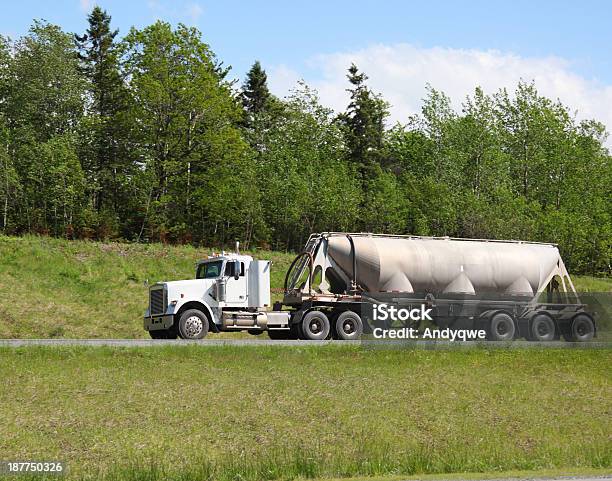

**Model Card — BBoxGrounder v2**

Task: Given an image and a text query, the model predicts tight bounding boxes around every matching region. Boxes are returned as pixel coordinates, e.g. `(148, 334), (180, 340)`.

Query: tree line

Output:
(0, 8), (610, 274)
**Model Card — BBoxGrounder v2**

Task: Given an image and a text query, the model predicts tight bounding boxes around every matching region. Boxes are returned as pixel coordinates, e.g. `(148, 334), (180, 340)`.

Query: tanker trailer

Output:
(282, 233), (596, 342)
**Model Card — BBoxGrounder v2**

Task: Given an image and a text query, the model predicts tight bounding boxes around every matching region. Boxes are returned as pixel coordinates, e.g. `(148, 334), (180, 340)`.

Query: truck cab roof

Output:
(196, 253), (254, 265)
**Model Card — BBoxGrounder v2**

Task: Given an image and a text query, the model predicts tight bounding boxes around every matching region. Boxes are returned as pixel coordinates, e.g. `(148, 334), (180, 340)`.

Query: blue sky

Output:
(2, 0), (610, 135)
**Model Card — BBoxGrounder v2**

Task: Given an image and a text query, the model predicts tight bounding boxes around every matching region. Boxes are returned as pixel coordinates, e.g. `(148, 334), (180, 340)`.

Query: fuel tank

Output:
(325, 235), (563, 296)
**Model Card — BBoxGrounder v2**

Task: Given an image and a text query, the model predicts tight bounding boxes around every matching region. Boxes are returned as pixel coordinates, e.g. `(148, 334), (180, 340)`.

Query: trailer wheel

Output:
(301, 311), (330, 340)
(335, 311), (363, 340)
(565, 314), (595, 342)
(488, 313), (515, 341)
(178, 309), (209, 340)
(530, 314), (556, 342)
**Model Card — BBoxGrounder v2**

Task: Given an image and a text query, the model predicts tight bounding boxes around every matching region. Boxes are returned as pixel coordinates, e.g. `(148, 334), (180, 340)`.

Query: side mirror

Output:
(233, 260), (240, 280)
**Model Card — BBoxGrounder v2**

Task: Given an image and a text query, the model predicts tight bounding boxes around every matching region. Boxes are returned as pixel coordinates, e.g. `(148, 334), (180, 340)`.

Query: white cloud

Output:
(267, 64), (301, 93)
(187, 3), (204, 23)
(268, 43), (612, 144)
(147, 0), (204, 25)
(79, 0), (94, 13)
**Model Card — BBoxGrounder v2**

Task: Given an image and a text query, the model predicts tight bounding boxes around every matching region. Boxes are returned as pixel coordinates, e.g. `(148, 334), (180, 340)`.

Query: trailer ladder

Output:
(286, 234), (320, 292)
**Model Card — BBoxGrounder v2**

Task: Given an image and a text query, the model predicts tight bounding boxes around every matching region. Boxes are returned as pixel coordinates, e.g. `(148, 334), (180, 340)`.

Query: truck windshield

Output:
(196, 260), (224, 279)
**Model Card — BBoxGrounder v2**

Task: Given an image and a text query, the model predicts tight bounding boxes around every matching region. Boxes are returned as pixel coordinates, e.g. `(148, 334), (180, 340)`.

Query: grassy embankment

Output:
(0, 235), (296, 338)
(0, 345), (610, 480)
(0, 235), (610, 339)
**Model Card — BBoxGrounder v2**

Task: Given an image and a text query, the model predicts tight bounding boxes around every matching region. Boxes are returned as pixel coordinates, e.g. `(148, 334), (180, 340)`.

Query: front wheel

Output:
(178, 309), (209, 340)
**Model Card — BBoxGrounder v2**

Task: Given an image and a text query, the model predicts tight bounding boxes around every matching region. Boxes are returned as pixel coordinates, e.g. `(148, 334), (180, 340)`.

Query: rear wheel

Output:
(301, 311), (330, 340)
(564, 314), (595, 342)
(488, 313), (515, 341)
(530, 314), (556, 342)
(178, 309), (209, 340)
(334, 311), (363, 340)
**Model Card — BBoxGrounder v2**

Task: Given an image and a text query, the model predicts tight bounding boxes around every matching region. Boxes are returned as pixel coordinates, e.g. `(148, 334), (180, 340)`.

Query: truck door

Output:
(225, 260), (247, 305)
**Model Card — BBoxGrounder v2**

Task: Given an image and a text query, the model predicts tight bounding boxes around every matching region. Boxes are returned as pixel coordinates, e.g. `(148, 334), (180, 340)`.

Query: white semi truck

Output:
(144, 232), (597, 341)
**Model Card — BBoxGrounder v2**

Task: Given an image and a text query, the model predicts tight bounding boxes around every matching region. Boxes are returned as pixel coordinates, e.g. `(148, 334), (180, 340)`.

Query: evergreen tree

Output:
(75, 7), (121, 121)
(76, 6), (133, 234)
(240, 60), (281, 155)
(241, 61), (271, 116)
(339, 63), (389, 181)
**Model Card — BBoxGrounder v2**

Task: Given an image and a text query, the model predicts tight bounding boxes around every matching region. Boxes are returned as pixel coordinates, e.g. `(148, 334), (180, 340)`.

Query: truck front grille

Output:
(150, 288), (166, 315)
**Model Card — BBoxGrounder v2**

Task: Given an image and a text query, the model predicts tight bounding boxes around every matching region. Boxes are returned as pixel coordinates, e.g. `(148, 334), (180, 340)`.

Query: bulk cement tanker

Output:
(144, 232), (596, 342)
(290, 233), (573, 297)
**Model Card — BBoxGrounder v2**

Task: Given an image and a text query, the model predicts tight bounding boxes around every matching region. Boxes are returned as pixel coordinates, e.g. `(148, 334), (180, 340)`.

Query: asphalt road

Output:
(0, 339), (610, 348)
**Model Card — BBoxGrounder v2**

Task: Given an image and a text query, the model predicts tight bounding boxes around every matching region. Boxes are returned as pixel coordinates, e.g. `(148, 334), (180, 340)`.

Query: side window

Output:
(224, 261), (245, 277)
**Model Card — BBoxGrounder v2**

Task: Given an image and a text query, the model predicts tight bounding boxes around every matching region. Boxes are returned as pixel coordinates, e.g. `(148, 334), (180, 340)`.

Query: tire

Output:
(530, 314), (556, 342)
(488, 312), (515, 341)
(566, 314), (595, 342)
(334, 311), (363, 340)
(301, 311), (330, 340)
(149, 326), (178, 339)
(149, 330), (167, 339)
(178, 309), (209, 340)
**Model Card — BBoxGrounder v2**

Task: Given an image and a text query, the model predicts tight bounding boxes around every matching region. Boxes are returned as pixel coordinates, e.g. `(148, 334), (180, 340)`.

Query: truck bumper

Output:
(144, 314), (174, 331)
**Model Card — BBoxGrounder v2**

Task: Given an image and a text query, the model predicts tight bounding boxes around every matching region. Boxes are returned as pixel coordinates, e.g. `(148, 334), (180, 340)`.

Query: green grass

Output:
(0, 345), (610, 480)
(0, 235), (296, 339)
(572, 275), (612, 292)
(0, 235), (610, 339)
(319, 467), (612, 481)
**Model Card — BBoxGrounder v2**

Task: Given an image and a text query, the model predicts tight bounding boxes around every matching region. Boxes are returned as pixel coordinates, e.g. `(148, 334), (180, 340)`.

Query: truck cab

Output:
(196, 255), (250, 306)
(144, 252), (290, 339)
